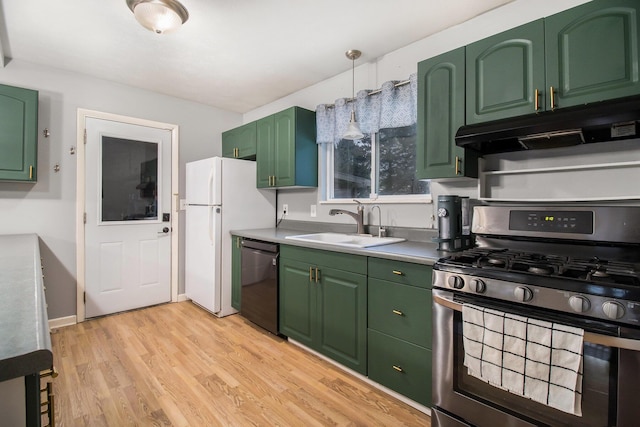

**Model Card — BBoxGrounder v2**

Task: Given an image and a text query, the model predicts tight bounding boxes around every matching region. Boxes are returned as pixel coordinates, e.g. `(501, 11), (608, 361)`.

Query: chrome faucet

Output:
(371, 205), (386, 238)
(329, 200), (365, 234)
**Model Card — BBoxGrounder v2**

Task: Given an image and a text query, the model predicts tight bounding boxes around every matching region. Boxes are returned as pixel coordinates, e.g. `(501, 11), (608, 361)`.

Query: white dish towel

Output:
(462, 303), (584, 416)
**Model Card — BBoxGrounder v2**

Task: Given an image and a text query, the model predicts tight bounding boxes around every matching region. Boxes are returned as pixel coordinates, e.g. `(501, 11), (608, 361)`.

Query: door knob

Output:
(158, 227), (170, 235)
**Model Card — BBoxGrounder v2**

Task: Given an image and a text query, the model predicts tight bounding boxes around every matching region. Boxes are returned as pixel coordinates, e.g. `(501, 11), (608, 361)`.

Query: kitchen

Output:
(2, 0), (640, 425)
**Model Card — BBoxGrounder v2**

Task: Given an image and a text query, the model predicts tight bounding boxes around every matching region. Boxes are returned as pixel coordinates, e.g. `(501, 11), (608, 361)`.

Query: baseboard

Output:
(177, 293), (189, 302)
(288, 339), (431, 415)
(49, 315), (77, 330)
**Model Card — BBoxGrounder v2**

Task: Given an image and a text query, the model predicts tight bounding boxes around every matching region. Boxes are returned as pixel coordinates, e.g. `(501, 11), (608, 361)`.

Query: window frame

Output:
(320, 131), (432, 205)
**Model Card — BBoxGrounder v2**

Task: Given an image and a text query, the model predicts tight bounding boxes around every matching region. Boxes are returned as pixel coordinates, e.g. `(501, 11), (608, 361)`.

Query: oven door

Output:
(432, 289), (640, 427)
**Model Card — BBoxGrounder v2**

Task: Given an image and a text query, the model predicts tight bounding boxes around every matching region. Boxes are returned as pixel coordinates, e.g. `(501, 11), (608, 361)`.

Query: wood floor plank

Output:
(50, 301), (431, 426)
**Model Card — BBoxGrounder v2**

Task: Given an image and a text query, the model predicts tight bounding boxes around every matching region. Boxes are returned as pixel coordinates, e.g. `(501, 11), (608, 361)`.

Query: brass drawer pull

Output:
(309, 267), (313, 282)
(550, 86), (556, 111)
(392, 270), (403, 276)
(392, 365), (404, 373)
(392, 309), (404, 316)
(315, 267), (320, 283)
(534, 88), (540, 111)
(455, 156), (460, 175)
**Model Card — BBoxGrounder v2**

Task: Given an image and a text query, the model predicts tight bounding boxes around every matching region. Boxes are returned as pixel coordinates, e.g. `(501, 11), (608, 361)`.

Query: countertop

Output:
(0, 234), (53, 382)
(231, 227), (445, 265)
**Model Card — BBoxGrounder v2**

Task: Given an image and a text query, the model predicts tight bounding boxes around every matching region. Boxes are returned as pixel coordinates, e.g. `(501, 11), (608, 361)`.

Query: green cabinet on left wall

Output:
(222, 122), (257, 160)
(0, 83), (38, 182)
(231, 235), (242, 311)
(256, 106), (317, 188)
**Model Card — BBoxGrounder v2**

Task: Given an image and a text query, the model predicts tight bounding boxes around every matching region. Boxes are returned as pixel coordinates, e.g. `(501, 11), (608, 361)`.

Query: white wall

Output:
(0, 59), (241, 319)
(243, 0), (594, 230)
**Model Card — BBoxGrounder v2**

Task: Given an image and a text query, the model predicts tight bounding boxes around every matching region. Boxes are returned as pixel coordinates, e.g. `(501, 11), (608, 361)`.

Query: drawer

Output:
(368, 278), (431, 348)
(368, 329), (432, 407)
(367, 258), (432, 288)
(281, 245), (367, 274)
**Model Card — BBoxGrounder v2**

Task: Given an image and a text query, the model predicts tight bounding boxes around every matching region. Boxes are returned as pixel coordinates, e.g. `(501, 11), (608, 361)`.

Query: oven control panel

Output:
(509, 210), (593, 234)
(433, 270), (640, 326)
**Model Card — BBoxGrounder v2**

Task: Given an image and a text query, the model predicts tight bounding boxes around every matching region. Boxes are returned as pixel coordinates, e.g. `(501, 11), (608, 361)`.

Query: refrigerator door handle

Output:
(207, 169), (214, 205)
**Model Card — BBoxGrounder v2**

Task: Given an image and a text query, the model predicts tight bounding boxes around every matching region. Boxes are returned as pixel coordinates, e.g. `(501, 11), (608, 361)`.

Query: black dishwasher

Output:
(240, 239), (279, 335)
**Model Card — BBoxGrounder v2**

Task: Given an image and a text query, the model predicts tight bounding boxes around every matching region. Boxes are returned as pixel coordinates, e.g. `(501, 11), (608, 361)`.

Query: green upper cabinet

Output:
(466, 0), (640, 124)
(466, 20), (546, 124)
(545, 0), (640, 109)
(256, 106), (317, 189)
(416, 47), (477, 179)
(0, 84), (38, 182)
(222, 121), (257, 160)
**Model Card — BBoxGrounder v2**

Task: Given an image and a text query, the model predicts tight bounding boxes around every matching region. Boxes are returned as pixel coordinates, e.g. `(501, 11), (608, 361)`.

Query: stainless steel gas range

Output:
(431, 205), (640, 427)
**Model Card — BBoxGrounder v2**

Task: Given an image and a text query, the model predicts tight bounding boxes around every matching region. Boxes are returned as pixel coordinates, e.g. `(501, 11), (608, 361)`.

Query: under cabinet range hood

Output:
(455, 95), (640, 155)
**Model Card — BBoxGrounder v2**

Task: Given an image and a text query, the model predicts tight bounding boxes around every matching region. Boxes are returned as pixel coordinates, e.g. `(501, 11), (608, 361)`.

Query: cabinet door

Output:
(256, 116), (275, 188)
(231, 236), (241, 310)
(279, 257), (315, 346)
(417, 48), (476, 179)
(273, 108), (296, 187)
(368, 278), (432, 349)
(545, 0), (640, 109)
(317, 266), (367, 374)
(236, 122), (257, 159)
(0, 84), (38, 182)
(466, 19), (546, 123)
(221, 127), (238, 158)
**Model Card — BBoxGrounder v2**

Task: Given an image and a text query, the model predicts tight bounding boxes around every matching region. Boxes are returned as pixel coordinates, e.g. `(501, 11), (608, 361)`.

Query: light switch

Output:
(310, 204), (317, 217)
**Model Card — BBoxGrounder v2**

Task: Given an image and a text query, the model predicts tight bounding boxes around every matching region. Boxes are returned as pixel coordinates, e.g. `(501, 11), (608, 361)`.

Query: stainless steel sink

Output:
(285, 232), (405, 248)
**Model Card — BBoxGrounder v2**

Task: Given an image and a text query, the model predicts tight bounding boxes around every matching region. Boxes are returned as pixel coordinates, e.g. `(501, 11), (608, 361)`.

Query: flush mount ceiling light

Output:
(343, 49), (365, 141)
(126, 0), (189, 34)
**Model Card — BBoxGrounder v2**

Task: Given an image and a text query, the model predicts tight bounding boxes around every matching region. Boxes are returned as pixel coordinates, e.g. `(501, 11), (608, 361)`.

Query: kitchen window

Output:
(326, 124), (429, 200)
(317, 73), (429, 202)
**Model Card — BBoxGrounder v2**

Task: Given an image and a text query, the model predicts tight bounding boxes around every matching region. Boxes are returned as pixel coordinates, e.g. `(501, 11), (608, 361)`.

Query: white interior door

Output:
(84, 117), (171, 318)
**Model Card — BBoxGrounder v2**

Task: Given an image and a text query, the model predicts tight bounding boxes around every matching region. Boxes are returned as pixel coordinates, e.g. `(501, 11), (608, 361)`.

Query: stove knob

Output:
(448, 275), (465, 289)
(602, 301), (625, 320)
(514, 286), (533, 302)
(569, 295), (591, 313)
(470, 279), (486, 294)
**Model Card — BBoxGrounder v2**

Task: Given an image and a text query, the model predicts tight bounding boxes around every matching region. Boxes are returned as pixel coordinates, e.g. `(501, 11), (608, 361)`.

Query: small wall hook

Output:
(43, 128), (51, 138)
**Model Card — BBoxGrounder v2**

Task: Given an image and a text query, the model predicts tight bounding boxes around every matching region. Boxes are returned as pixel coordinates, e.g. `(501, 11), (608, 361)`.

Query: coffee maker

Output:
(433, 195), (474, 252)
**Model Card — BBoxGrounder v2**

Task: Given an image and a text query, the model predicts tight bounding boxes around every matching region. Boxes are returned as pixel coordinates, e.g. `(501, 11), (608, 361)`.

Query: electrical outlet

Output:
(310, 204), (317, 217)
(283, 204), (288, 216)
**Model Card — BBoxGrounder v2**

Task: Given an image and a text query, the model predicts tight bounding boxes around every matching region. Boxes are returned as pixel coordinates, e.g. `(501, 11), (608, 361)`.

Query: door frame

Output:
(76, 109), (180, 322)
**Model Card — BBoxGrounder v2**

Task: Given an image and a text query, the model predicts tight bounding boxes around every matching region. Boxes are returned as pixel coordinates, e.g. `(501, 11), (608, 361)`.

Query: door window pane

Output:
(101, 136), (158, 222)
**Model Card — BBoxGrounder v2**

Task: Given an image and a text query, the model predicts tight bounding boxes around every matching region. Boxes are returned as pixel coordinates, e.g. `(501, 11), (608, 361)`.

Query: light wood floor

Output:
(50, 301), (431, 426)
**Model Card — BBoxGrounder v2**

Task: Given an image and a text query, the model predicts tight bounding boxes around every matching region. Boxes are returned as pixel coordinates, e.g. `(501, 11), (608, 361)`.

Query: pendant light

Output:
(343, 49), (365, 140)
(126, 0), (189, 34)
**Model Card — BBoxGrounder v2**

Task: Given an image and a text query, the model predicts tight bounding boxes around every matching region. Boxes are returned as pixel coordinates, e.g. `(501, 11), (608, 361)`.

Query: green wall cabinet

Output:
(466, 20), (546, 124)
(417, 48), (477, 179)
(222, 122), (257, 160)
(545, 0), (640, 108)
(279, 245), (367, 374)
(231, 235), (242, 311)
(466, 0), (640, 124)
(256, 107), (317, 188)
(367, 258), (433, 406)
(0, 84), (38, 182)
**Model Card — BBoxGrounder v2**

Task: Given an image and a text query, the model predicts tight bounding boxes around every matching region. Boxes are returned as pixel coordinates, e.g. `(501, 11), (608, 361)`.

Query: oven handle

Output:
(433, 293), (640, 352)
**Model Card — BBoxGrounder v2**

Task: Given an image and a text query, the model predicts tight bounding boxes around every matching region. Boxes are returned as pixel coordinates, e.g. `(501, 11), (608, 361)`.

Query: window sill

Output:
(320, 196), (432, 205)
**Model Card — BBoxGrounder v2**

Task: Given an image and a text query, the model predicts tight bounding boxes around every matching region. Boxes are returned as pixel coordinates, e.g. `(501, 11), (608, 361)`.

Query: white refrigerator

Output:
(185, 157), (275, 317)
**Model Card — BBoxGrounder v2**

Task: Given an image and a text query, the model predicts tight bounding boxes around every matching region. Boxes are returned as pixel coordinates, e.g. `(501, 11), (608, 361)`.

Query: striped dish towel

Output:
(462, 303), (584, 416)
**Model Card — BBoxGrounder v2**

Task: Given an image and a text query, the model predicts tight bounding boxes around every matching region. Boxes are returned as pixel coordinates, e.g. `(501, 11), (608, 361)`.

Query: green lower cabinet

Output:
(279, 246), (367, 374)
(368, 278), (431, 348)
(231, 236), (242, 311)
(368, 329), (432, 407)
(0, 84), (38, 182)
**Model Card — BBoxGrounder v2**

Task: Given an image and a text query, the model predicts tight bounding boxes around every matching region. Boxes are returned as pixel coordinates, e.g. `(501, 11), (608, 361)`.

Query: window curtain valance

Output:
(316, 73), (417, 144)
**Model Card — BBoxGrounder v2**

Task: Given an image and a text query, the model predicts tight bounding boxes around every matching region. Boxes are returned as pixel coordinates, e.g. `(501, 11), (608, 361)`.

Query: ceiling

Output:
(0, 0), (512, 113)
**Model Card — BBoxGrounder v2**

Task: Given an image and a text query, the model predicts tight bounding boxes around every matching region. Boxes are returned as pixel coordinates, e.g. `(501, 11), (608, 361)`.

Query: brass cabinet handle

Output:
(392, 365), (404, 373)
(550, 86), (556, 111)
(392, 270), (403, 276)
(309, 267), (313, 282)
(272, 176), (276, 187)
(29, 165), (33, 179)
(392, 309), (404, 316)
(455, 156), (460, 175)
(315, 267), (320, 283)
(534, 88), (540, 111)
